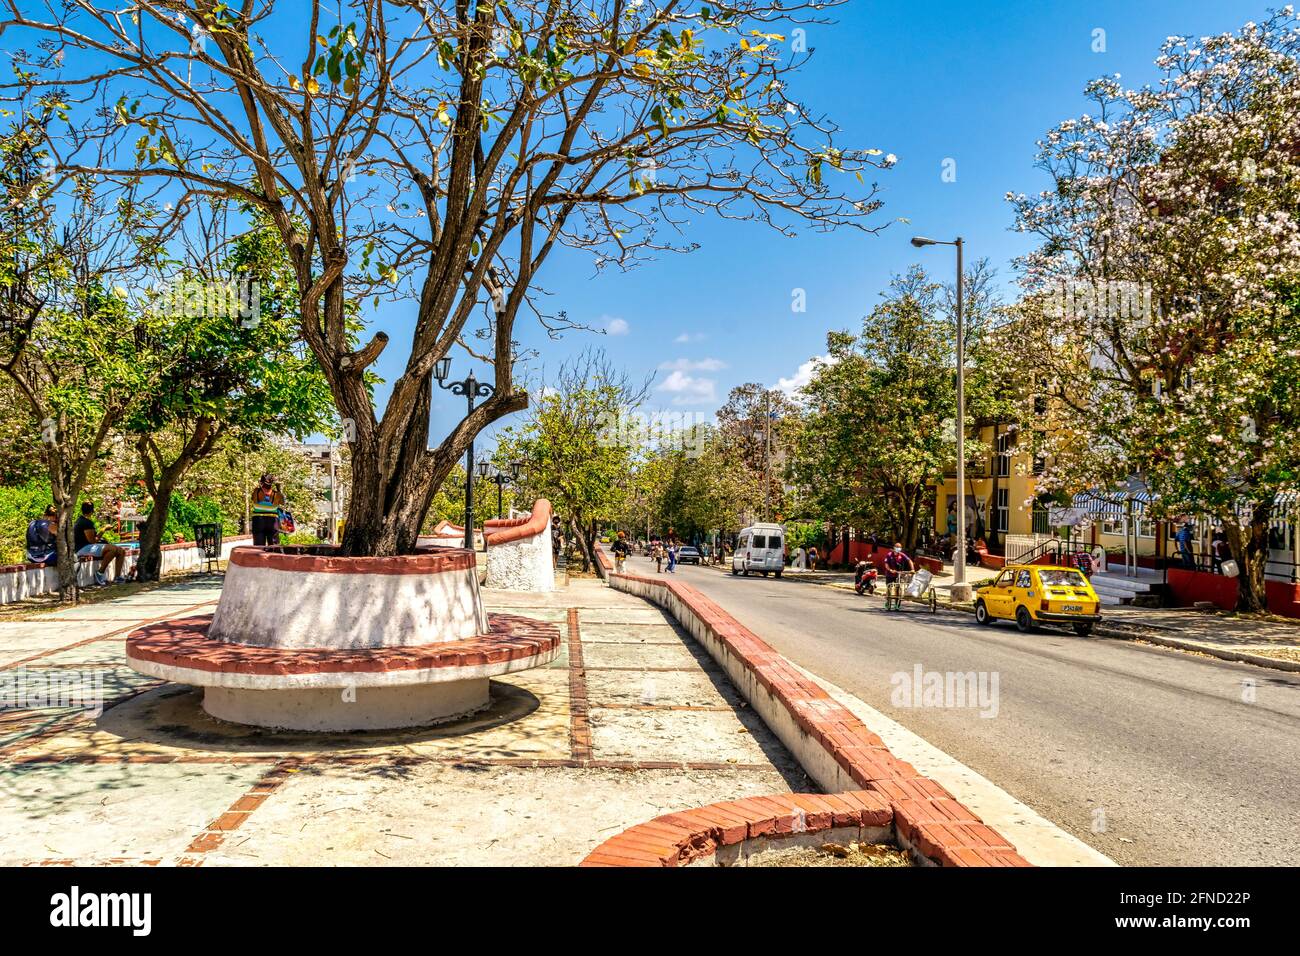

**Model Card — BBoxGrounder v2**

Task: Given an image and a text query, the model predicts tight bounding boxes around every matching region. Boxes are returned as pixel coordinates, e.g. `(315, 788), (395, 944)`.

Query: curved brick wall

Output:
(484, 499), (553, 546)
(581, 790), (1028, 867)
(485, 500), (555, 591)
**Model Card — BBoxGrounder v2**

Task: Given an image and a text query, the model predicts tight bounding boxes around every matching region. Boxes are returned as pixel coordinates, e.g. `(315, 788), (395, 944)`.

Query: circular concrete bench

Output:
(125, 545), (559, 731)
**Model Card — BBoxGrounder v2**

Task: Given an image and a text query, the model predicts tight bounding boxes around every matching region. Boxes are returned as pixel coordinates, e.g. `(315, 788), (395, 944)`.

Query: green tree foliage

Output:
(0, 129), (169, 599)
(791, 266), (998, 551)
(496, 350), (645, 571)
(126, 210), (336, 579)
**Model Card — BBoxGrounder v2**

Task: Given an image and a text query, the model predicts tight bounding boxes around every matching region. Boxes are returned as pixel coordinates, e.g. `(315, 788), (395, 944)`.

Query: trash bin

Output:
(193, 523), (223, 574)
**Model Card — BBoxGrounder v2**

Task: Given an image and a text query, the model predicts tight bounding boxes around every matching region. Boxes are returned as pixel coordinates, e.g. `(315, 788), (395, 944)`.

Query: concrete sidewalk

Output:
(0, 576), (810, 866)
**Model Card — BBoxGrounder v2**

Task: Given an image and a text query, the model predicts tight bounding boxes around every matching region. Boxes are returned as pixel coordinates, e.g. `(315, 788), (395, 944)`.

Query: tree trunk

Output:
(54, 503), (80, 604)
(135, 482), (175, 583)
(1225, 510), (1269, 612)
(570, 516), (597, 573)
(334, 373), (509, 559)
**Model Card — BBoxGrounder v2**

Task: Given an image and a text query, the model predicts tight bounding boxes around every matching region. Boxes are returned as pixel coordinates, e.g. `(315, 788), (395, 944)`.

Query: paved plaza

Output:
(0, 577), (810, 866)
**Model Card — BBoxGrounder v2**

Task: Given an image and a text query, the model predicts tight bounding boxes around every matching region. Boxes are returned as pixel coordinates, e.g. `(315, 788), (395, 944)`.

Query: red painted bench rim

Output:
(126, 613), (559, 675)
(228, 545), (476, 576)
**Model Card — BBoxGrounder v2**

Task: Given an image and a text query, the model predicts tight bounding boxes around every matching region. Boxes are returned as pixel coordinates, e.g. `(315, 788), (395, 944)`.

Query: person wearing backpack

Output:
(612, 531), (630, 572)
(250, 474), (286, 546)
(26, 505), (58, 567)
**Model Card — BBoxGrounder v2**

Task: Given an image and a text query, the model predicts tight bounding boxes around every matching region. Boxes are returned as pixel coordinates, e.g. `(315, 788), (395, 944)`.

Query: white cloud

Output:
(674, 331), (705, 343)
(777, 354), (835, 398)
(605, 317), (630, 336)
(658, 357), (727, 372)
(656, 369), (717, 406)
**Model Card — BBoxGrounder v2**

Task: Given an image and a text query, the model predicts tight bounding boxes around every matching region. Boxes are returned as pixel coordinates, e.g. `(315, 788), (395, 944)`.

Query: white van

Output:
(731, 523), (786, 577)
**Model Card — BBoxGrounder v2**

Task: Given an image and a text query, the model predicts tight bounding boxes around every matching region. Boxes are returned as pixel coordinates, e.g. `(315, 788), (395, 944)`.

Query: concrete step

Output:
(1090, 570), (1158, 606)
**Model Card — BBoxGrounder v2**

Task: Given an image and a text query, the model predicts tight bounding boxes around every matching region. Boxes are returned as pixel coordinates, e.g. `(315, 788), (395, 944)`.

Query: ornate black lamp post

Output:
(435, 359), (493, 550)
(477, 460), (523, 518)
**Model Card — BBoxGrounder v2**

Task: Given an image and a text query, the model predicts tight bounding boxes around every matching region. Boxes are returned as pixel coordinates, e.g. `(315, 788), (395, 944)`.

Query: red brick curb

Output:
(600, 567), (1031, 867)
(580, 789), (1030, 867)
(126, 613), (560, 675)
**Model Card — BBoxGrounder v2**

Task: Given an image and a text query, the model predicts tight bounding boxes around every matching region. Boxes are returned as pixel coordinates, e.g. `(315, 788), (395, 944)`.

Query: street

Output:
(632, 555), (1300, 866)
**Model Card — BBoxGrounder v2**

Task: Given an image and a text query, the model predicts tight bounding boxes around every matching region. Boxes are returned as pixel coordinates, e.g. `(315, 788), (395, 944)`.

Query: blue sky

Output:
(391, 1), (1274, 446)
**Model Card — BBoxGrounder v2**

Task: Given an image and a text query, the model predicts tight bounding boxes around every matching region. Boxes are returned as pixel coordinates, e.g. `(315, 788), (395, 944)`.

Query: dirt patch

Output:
(1237, 646), (1300, 663)
(747, 841), (912, 867)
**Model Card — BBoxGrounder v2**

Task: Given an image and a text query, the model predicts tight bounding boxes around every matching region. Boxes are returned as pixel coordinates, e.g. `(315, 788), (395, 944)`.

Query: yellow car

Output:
(973, 564), (1102, 636)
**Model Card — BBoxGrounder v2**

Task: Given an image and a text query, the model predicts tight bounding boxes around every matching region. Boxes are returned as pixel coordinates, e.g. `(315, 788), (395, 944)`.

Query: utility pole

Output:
(764, 388), (771, 522)
(912, 234), (971, 602)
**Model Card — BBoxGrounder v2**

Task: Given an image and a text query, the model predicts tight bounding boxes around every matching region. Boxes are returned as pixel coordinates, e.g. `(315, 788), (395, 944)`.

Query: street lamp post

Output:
(477, 459), (523, 518)
(911, 235), (971, 603)
(436, 359), (494, 551)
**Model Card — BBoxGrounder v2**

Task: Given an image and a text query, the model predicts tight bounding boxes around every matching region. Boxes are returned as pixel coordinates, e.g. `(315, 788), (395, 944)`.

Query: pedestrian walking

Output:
(666, 542), (677, 573)
(612, 531), (630, 573)
(882, 543), (914, 611)
(653, 541), (664, 573)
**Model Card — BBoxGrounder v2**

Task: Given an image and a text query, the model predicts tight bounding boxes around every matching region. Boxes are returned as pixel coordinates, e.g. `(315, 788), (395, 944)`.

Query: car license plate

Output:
(1062, 604), (1082, 612)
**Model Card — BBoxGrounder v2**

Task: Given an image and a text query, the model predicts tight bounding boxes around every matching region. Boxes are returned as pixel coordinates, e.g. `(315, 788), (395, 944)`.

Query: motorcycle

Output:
(854, 560), (878, 595)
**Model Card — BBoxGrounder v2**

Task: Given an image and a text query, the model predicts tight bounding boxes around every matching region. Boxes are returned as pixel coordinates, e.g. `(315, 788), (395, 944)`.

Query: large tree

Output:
(7, 0), (890, 557)
(1004, 10), (1300, 609)
(714, 382), (799, 523)
(790, 265), (1001, 552)
(496, 349), (646, 570)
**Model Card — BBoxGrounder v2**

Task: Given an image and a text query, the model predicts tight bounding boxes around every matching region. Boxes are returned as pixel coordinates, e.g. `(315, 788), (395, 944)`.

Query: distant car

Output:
(676, 546), (702, 565)
(973, 564), (1102, 636)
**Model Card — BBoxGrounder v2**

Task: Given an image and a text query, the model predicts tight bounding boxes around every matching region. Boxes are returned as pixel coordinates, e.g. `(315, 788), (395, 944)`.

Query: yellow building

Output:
(928, 423), (1051, 552)
(928, 425), (1166, 564)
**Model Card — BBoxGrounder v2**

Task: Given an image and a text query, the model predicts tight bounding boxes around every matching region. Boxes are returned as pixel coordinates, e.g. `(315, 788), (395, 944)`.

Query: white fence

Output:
(0, 535), (252, 605)
(1003, 534), (1056, 563)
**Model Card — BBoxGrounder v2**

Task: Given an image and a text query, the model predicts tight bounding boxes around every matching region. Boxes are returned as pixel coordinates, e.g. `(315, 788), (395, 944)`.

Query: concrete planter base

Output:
(125, 545), (560, 732)
(201, 679), (490, 732)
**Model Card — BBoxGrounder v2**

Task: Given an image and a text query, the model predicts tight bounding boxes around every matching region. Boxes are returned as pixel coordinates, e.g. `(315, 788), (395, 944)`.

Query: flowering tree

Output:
(4, 0), (891, 557)
(1003, 9), (1300, 609)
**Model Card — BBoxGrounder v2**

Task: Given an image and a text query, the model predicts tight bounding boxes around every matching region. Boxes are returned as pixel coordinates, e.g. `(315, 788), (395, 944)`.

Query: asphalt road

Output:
(633, 555), (1300, 866)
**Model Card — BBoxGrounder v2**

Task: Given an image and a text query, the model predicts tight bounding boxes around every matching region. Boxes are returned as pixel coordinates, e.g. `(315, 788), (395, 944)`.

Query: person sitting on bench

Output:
(74, 501), (128, 586)
(25, 505), (58, 566)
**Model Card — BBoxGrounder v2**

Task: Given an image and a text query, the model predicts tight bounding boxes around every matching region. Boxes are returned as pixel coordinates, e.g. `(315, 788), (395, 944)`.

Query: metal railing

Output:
(1012, 537), (1094, 568)
(1164, 547), (1298, 584)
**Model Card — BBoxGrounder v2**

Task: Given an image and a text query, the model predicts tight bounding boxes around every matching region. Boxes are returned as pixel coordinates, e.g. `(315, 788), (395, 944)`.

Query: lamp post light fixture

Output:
(436, 360), (494, 550)
(911, 235), (972, 603)
(476, 459), (523, 518)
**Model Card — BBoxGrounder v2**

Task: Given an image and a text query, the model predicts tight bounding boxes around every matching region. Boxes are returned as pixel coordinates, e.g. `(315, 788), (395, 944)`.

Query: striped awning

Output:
(1071, 489), (1151, 517)
(1072, 488), (1297, 521)
(1270, 491), (1298, 520)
